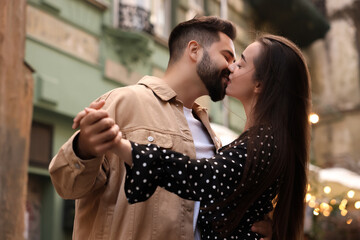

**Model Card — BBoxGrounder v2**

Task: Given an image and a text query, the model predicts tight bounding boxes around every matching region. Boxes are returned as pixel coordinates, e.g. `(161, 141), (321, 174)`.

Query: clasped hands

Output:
(72, 100), (132, 164)
(72, 100), (273, 240)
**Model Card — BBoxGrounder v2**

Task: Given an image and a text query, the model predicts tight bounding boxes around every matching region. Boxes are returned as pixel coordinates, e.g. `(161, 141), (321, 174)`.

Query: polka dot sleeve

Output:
(124, 141), (249, 204)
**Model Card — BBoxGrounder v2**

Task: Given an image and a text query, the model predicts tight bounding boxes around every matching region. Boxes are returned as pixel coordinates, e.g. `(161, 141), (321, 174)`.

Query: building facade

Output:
(303, 0), (360, 238)
(25, 1), (253, 239)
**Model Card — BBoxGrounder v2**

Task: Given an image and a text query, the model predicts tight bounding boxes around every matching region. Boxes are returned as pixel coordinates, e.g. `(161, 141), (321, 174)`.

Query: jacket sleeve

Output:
(49, 88), (129, 199)
(49, 132), (109, 199)
(125, 141), (249, 204)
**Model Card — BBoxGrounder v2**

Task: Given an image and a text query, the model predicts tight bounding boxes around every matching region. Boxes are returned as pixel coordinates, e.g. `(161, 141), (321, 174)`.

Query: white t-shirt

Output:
(183, 107), (215, 240)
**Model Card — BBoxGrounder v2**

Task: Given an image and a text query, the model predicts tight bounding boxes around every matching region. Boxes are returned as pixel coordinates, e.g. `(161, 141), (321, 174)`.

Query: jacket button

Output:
(74, 163), (80, 169)
(147, 136), (154, 142)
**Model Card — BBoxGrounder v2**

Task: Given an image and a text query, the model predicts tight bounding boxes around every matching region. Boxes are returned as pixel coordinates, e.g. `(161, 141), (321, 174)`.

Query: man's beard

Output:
(196, 50), (228, 101)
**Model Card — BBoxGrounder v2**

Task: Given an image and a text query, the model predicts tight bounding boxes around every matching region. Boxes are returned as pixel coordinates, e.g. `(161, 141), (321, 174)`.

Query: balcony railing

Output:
(118, 3), (154, 34)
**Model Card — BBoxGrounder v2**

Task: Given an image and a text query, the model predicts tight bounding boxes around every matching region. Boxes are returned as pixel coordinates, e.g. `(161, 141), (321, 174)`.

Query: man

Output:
(49, 16), (271, 240)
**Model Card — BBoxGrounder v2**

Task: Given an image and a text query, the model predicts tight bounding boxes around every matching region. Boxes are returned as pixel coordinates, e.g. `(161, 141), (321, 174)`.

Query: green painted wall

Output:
(28, 0), (105, 35)
(26, 38), (109, 116)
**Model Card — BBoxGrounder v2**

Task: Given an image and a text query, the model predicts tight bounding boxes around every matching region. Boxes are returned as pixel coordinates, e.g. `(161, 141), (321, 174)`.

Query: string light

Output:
(341, 209), (348, 216)
(339, 199), (347, 209)
(306, 193), (312, 202)
(323, 186), (331, 194)
(309, 196), (317, 208)
(347, 190), (355, 198)
(309, 113), (319, 124)
(320, 202), (330, 211)
(305, 172), (360, 228)
(323, 210), (330, 217)
(313, 208), (320, 216)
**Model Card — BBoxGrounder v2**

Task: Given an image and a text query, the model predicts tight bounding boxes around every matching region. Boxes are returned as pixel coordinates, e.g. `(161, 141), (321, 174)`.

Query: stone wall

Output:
(305, 0), (360, 172)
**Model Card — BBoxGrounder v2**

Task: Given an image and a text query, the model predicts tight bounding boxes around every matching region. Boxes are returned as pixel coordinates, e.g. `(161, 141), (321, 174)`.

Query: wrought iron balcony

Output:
(118, 3), (154, 34)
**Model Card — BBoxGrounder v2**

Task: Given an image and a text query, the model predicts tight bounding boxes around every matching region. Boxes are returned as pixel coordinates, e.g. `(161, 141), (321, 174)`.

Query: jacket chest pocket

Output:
(124, 129), (174, 149)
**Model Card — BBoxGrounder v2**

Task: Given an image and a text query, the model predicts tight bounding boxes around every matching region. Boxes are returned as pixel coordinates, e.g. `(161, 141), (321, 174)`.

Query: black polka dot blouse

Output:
(125, 127), (280, 240)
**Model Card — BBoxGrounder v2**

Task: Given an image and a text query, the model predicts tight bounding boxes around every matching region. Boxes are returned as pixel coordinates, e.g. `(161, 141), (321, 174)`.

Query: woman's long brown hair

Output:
(209, 34), (311, 240)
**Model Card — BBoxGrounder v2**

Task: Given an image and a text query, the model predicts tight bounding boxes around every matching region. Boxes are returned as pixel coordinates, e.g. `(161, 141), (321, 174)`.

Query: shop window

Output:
(29, 122), (53, 168)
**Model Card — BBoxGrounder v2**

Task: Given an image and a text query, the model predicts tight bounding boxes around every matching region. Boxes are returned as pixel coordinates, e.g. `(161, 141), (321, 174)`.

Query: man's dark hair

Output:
(168, 16), (236, 65)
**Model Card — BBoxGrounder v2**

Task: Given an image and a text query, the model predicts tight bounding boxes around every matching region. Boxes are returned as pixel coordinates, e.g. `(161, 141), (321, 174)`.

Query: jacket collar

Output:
(137, 76), (208, 113)
(137, 76), (177, 102)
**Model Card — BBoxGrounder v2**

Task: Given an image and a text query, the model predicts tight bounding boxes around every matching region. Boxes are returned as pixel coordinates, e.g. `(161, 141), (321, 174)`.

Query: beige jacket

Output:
(49, 76), (221, 240)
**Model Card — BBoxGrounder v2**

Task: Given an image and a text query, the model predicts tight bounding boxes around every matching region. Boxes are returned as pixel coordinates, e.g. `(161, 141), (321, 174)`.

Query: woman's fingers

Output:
(72, 100), (106, 129)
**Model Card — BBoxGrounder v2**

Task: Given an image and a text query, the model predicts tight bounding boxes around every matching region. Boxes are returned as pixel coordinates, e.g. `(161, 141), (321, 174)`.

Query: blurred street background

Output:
(1, 0), (360, 239)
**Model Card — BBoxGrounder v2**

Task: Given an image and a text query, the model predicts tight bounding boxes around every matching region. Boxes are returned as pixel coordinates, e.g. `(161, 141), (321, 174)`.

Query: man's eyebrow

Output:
(241, 53), (247, 63)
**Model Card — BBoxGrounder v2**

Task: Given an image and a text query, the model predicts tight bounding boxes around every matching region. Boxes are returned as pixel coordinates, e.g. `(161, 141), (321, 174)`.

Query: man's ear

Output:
(187, 40), (202, 62)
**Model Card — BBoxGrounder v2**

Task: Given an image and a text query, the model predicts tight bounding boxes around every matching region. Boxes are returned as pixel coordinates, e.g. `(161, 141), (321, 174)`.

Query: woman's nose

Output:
(228, 63), (236, 73)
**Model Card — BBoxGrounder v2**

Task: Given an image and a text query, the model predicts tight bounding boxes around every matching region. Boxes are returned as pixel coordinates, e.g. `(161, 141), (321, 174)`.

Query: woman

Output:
(114, 34), (311, 240)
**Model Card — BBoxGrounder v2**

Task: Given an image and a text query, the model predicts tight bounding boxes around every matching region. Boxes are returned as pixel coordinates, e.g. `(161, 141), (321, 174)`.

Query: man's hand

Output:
(76, 108), (120, 159)
(73, 100), (120, 159)
(72, 100), (133, 164)
(251, 216), (273, 240)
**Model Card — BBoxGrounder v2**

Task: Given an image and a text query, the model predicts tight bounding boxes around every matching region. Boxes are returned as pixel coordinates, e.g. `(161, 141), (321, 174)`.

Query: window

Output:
(114, 0), (171, 38)
(115, 0), (153, 33)
(29, 122), (53, 168)
(26, 175), (48, 240)
(186, 0), (204, 19)
(150, 0), (171, 38)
